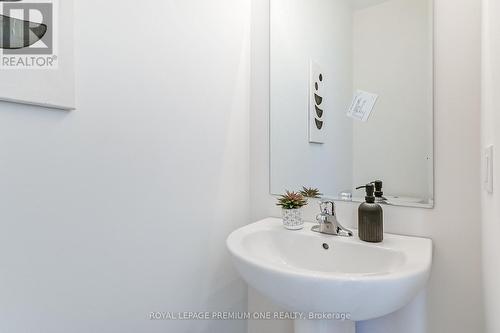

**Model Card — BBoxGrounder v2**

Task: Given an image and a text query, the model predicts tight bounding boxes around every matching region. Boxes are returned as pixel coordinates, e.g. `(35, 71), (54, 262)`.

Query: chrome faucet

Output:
(312, 201), (353, 237)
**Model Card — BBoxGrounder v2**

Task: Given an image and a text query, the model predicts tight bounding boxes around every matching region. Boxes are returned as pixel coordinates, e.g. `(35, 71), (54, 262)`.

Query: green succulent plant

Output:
(276, 191), (308, 209)
(300, 186), (322, 199)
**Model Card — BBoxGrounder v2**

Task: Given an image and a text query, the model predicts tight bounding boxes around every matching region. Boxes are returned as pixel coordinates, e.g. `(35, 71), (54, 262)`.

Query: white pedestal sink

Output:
(227, 218), (432, 333)
(295, 317), (354, 333)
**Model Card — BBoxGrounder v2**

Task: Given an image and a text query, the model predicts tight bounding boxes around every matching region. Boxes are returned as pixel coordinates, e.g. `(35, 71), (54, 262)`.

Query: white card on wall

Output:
(309, 61), (326, 144)
(347, 90), (379, 122)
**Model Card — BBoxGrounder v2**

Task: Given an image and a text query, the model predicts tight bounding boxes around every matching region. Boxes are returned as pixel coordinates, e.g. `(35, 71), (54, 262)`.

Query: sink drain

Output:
(322, 243), (330, 250)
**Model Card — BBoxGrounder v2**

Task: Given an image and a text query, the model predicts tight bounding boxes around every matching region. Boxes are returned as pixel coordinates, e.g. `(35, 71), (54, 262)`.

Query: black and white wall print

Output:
(0, 0), (74, 110)
(309, 61), (326, 143)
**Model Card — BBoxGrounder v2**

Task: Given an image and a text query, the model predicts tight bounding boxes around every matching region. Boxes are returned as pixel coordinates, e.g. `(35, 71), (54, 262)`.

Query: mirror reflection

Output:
(270, 0), (434, 208)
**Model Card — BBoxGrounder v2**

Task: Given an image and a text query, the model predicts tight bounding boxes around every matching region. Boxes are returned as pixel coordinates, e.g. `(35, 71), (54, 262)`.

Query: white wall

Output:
(352, 0), (433, 200)
(270, 0), (353, 197)
(481, 0), (500, 332)
(0, 1), (251, 332)
(250, 0), (484, 332)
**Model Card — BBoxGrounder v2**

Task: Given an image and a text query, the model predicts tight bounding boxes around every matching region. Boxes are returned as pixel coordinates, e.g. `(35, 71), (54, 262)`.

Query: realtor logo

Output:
(0, 0), (58, 69)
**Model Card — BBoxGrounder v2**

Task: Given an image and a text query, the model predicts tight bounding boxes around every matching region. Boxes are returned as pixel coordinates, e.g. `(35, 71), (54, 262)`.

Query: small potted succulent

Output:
(300, 186), (322, 199)
(277, 191), (308, 230)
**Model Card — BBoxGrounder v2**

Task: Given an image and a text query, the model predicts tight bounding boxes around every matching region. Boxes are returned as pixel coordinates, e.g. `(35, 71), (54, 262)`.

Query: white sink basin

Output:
(227, 218), (432, 333)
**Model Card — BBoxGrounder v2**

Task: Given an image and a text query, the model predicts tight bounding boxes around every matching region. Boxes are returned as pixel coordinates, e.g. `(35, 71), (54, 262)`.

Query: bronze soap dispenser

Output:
(356, 184), (383, 243)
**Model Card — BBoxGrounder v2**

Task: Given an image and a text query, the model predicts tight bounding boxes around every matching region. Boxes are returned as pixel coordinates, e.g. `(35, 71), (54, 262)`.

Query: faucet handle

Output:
(319, 200), (335, 216)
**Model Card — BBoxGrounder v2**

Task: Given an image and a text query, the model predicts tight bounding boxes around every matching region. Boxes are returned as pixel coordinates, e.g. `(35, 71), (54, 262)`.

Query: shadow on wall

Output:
(0, 100), (70, 121)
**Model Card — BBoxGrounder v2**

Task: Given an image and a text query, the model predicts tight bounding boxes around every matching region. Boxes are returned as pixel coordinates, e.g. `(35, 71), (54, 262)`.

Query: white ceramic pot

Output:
(282, 208), (304, 230)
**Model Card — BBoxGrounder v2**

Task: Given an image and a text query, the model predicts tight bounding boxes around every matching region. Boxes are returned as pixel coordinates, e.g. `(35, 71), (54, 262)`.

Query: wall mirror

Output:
(270, 0), (434, 208)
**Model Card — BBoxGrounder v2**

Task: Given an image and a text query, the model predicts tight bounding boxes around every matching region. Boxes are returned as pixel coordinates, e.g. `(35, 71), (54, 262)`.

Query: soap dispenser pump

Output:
(371, 180), (386, 203)
(356, 184), (383, 243)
